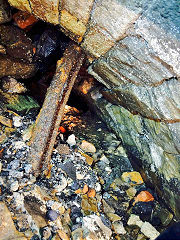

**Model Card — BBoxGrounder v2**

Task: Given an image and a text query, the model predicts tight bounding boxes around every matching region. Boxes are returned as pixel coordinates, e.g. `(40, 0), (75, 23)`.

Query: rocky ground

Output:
(0, 2), (176, 239)
(0, 104), (174, 240)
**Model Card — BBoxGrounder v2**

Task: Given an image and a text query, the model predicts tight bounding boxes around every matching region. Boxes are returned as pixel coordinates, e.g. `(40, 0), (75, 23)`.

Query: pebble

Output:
(46, 209), (59, 221)
(56, 144), (70, 155)
(66, 134), (76, 146)
(22, 124), (34, 141)
(127, 214), (143, 228)
(13, 116), (22, 127)
(10, 180), (19, 192)
(141, 222), (160, 240)
(0, 115), (12, 127)
(112, 221), (126, 235)
(13, 141), (27, 150)
(80, 140), (96, 153)
(121, 171), (144, 185)
(24, 163), (32, 174)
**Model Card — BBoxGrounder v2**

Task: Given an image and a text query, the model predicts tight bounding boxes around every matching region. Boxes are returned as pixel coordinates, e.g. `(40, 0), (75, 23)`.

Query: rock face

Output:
(7, 0), (180, 219)
(87, 0), (180, 219)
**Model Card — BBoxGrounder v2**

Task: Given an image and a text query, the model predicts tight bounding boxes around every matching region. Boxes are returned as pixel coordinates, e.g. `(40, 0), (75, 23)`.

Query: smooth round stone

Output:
(46, 209), (59, 221)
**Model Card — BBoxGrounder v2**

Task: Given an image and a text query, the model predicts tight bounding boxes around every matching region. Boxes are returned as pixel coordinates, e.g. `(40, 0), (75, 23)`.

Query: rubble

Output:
(0, 3), (177, 239)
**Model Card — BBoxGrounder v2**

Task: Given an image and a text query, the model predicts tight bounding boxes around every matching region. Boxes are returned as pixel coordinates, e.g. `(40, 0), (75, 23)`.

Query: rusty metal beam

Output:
(28, 42), (85, 176)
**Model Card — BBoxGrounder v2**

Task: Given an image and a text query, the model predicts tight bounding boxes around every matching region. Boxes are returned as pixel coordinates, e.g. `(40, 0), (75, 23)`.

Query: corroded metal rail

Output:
(28, 42), (84, 176)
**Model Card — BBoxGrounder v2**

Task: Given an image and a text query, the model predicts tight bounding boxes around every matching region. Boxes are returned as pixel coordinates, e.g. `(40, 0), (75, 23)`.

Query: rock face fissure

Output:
(6, 0), (180, 218)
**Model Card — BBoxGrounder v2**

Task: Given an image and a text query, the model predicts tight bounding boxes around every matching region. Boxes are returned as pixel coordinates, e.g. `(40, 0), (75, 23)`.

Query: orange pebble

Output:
(59, 126), (66, 133)
(33, 47), (36, 54)
(134, 191), (154, 205)
(82, 184), (89, 194)
(13, 11), (38, 30)
(75, 189), (82, 194)
(87, 189), (96, 198)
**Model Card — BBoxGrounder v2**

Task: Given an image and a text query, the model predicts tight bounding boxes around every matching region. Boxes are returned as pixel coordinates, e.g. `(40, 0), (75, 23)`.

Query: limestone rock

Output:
(0, 202), (27, 240)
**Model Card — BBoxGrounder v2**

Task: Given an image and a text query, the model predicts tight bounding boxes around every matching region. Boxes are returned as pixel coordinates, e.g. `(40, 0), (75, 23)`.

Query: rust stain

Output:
(27, 42), (85, 176)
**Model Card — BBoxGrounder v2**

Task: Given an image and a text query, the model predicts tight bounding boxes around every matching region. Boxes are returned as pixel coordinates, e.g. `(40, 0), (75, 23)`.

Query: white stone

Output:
(141, 222), (160, 240)
(10, 181), (19, 192)
(13, 192), (24, 208)
(112, 221), (126, 235)
(83, 215), (112, 239)
(13, 141), (27, 150)
(95, 182), (101, 192)
(105, 166), (112, 173)
(80, 140), (96, 153)
(54, 176), (67, 192)
(66, 134), (76, 146)
(13, 116), (22, 127)
(100, 154), (110, 164)
(127, 214), (143, 228)
(24, 164), (32, 174)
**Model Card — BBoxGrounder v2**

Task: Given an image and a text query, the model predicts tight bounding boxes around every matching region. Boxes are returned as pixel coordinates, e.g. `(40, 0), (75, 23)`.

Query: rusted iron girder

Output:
(28, 42), (85, 176)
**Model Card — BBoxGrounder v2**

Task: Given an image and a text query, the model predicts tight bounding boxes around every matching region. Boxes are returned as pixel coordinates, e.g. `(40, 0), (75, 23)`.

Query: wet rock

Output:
(1, 77), (27, 94)
(141, 222), (160, 240)
(121, 172), (144, 186)
(59, 162), (76, 180)
(70, 205), (83, 224)
(0, 202), (27, 240)
(126, 187), (137, 199)
(46, 209), (59, 221)
(132, 201), (154, 222)
(128, 214), (160, 240)
(10, 180), (19, 192)
(83, 215), (112, 239)
(127, 214), (143, 228)
(112, 221), (126, 235)
(80, 140), (96, 153)
(34, 27), (69, 72)
(152, 203), (173, 227)
(0, 25), (34, 62)
(0, 0), (11, 24)
(81, 195), (98, 213)
(0, 55), (36, 79)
